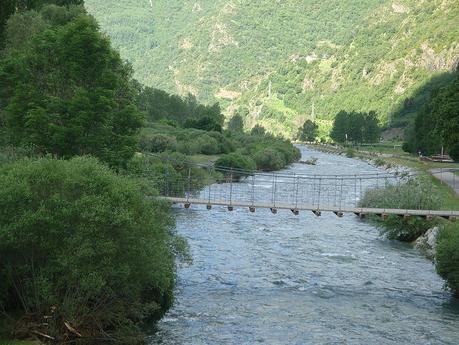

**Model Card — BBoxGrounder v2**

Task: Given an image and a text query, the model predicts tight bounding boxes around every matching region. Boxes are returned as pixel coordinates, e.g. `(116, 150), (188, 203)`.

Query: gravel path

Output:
(430, 168), (459, 196)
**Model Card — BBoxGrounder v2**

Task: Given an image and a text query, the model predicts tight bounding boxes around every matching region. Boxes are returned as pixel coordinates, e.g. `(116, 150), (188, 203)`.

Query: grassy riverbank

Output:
(309, 144), (459, 210)
(310, 143), (459, 295)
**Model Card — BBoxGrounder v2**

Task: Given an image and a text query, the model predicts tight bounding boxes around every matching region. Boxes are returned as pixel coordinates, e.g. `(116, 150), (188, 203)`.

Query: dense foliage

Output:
(0, 0), (83, 46)
(0, 157), (177, 344)
(436, 223), (459, 296)
(215, 153), (256, 178)
(359, 177), (441, 241)
(330, 111), (380, 144)
(0, 6), (142, 168)
(403, 68), (459, 156)
(85, 0), (459, 137)
(137, 87), (223, 128)
(297, 120), (318, 142)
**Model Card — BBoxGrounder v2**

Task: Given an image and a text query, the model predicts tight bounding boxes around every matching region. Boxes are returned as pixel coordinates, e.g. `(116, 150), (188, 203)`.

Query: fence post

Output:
(272, 173), (277, 207)
(295, 176), (299, 209)
(317, 178), (322, 209)
(208, 167), (212, 204)
(187, 167), (191, 202)
(229, 169), (233, 206)
(340, 177), (344, 210)
(354, 175), (357, 207)
(251, 174), (255, 206)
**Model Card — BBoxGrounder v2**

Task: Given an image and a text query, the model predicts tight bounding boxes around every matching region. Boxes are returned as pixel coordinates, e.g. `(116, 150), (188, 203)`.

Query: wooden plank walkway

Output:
(159, 197), (459, 220)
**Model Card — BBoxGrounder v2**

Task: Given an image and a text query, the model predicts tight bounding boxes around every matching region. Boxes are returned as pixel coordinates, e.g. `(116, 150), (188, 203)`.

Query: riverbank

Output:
(308, 143), (459, 296)
(308, 143), (459, 211)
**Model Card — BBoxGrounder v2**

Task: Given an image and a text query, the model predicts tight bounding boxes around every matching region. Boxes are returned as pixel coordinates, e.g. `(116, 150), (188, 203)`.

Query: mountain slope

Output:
(85, 0), (385, 98)
(237, 0), (459, 137)
(85, 0), (459, 138)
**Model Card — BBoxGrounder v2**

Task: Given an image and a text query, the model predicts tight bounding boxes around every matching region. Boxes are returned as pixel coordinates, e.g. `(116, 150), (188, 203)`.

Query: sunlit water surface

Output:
(149, 147), (459, 345)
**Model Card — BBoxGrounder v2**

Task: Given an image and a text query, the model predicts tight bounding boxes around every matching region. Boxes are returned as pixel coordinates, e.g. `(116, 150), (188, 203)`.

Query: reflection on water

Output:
(149, 147), (459, 345)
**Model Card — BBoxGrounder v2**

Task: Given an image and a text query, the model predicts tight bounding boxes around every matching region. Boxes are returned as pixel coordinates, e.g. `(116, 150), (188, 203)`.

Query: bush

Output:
(359, 177), (441, 241)
(140, 134), (177, 153)
(436, 223), (459, 296)
(215, 153), (256, 178)
(0, 157), (177, 343)
(449, 142), (459, 162)
(196, 134), (220, 155)
(253, 148), (286, 171)
(345, 147), (356, 158)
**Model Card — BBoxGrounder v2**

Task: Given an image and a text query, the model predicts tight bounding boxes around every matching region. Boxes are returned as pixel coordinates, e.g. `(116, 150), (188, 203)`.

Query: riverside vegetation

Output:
(0, 1), (300, 344)
(1, 0), (458, 343)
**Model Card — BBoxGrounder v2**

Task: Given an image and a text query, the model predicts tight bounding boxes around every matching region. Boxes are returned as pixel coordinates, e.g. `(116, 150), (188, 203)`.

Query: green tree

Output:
(449, 142), (459, 162)
(228, 114), (244, 133)
(436, 223), (459, 296)
(1, 0), (83, 45)
(330, 111), (350, 143)
(250, 124), (266, 136)
(331, 110), (379, 144)
(297, 119), (318, 142)
(0, 12), (142, 167)
(406, 69), (458, 155)
(0, 157), (176, 343)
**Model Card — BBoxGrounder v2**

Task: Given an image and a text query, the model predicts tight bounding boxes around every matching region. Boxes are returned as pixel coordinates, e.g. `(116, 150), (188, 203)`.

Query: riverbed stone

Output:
(414, 226), (441, 260)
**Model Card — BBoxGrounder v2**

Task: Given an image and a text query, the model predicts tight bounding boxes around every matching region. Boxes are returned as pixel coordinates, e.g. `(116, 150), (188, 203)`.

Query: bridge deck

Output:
(159, 197), (459, 219)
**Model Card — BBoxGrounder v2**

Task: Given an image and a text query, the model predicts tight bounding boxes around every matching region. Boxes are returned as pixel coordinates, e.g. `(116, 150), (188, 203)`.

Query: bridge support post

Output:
(186, 167), (191, 202)
(272, 173), (277, 208)
(229, 169), (233, 208)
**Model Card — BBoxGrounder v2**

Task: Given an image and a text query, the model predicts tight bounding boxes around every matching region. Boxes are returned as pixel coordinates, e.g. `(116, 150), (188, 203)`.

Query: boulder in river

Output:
(414, 226), (441, 260)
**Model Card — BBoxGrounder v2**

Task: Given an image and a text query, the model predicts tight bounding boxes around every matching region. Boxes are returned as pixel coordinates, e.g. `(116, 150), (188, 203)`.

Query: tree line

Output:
(403, 68), (459, 161)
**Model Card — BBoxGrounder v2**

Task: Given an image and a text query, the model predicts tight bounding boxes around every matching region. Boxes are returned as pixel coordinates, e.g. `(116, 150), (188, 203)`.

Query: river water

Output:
(149, 146), (459, 345)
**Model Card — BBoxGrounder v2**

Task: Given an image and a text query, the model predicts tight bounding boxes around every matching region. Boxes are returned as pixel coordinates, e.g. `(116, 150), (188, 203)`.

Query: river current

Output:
(149, 146), (459, 345)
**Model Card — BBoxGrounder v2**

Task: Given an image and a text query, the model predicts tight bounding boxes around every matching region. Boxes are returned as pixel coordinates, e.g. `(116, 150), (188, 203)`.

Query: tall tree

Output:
(1, 0), (83, 46)
(228, 114), (244, 133)
(406, 69), (459, 155)
(0, 11), (142, 167)
(297, 119), (318, 142)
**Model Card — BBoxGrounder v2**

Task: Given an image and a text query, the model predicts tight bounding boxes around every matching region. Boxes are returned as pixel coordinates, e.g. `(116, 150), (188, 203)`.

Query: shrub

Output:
(373, 158), (385, 167)
(195, 134), (220, 155)
(359, 177), (441, 241)
(345, 147), (355, 158)
(215, 153), (256, 179)
(140, 134), (177, 153)
(252, 148), (286, 171)
(0, 157), (177, 343)
(436, 223), (459, 296)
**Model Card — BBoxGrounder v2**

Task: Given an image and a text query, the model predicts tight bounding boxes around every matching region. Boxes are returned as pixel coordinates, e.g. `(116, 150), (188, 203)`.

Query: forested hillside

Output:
(85, 0), (459, 138)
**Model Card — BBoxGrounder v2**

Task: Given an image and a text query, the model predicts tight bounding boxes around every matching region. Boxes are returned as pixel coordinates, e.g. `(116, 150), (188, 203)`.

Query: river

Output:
(149, 146), (459, 345)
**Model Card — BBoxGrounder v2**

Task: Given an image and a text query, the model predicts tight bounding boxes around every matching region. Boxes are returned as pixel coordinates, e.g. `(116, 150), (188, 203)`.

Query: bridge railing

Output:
(153, 158), (411, 211)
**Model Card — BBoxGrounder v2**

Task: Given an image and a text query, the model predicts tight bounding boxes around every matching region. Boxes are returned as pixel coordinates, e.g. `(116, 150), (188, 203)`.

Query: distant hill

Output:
(85, 0), (459, 138)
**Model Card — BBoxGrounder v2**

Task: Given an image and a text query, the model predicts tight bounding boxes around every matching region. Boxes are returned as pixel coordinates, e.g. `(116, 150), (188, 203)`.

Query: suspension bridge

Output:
(153, 157), (459, 221)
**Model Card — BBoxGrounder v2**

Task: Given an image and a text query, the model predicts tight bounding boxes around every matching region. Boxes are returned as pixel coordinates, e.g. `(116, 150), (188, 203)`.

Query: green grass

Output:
(430, 175), (459, 210)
